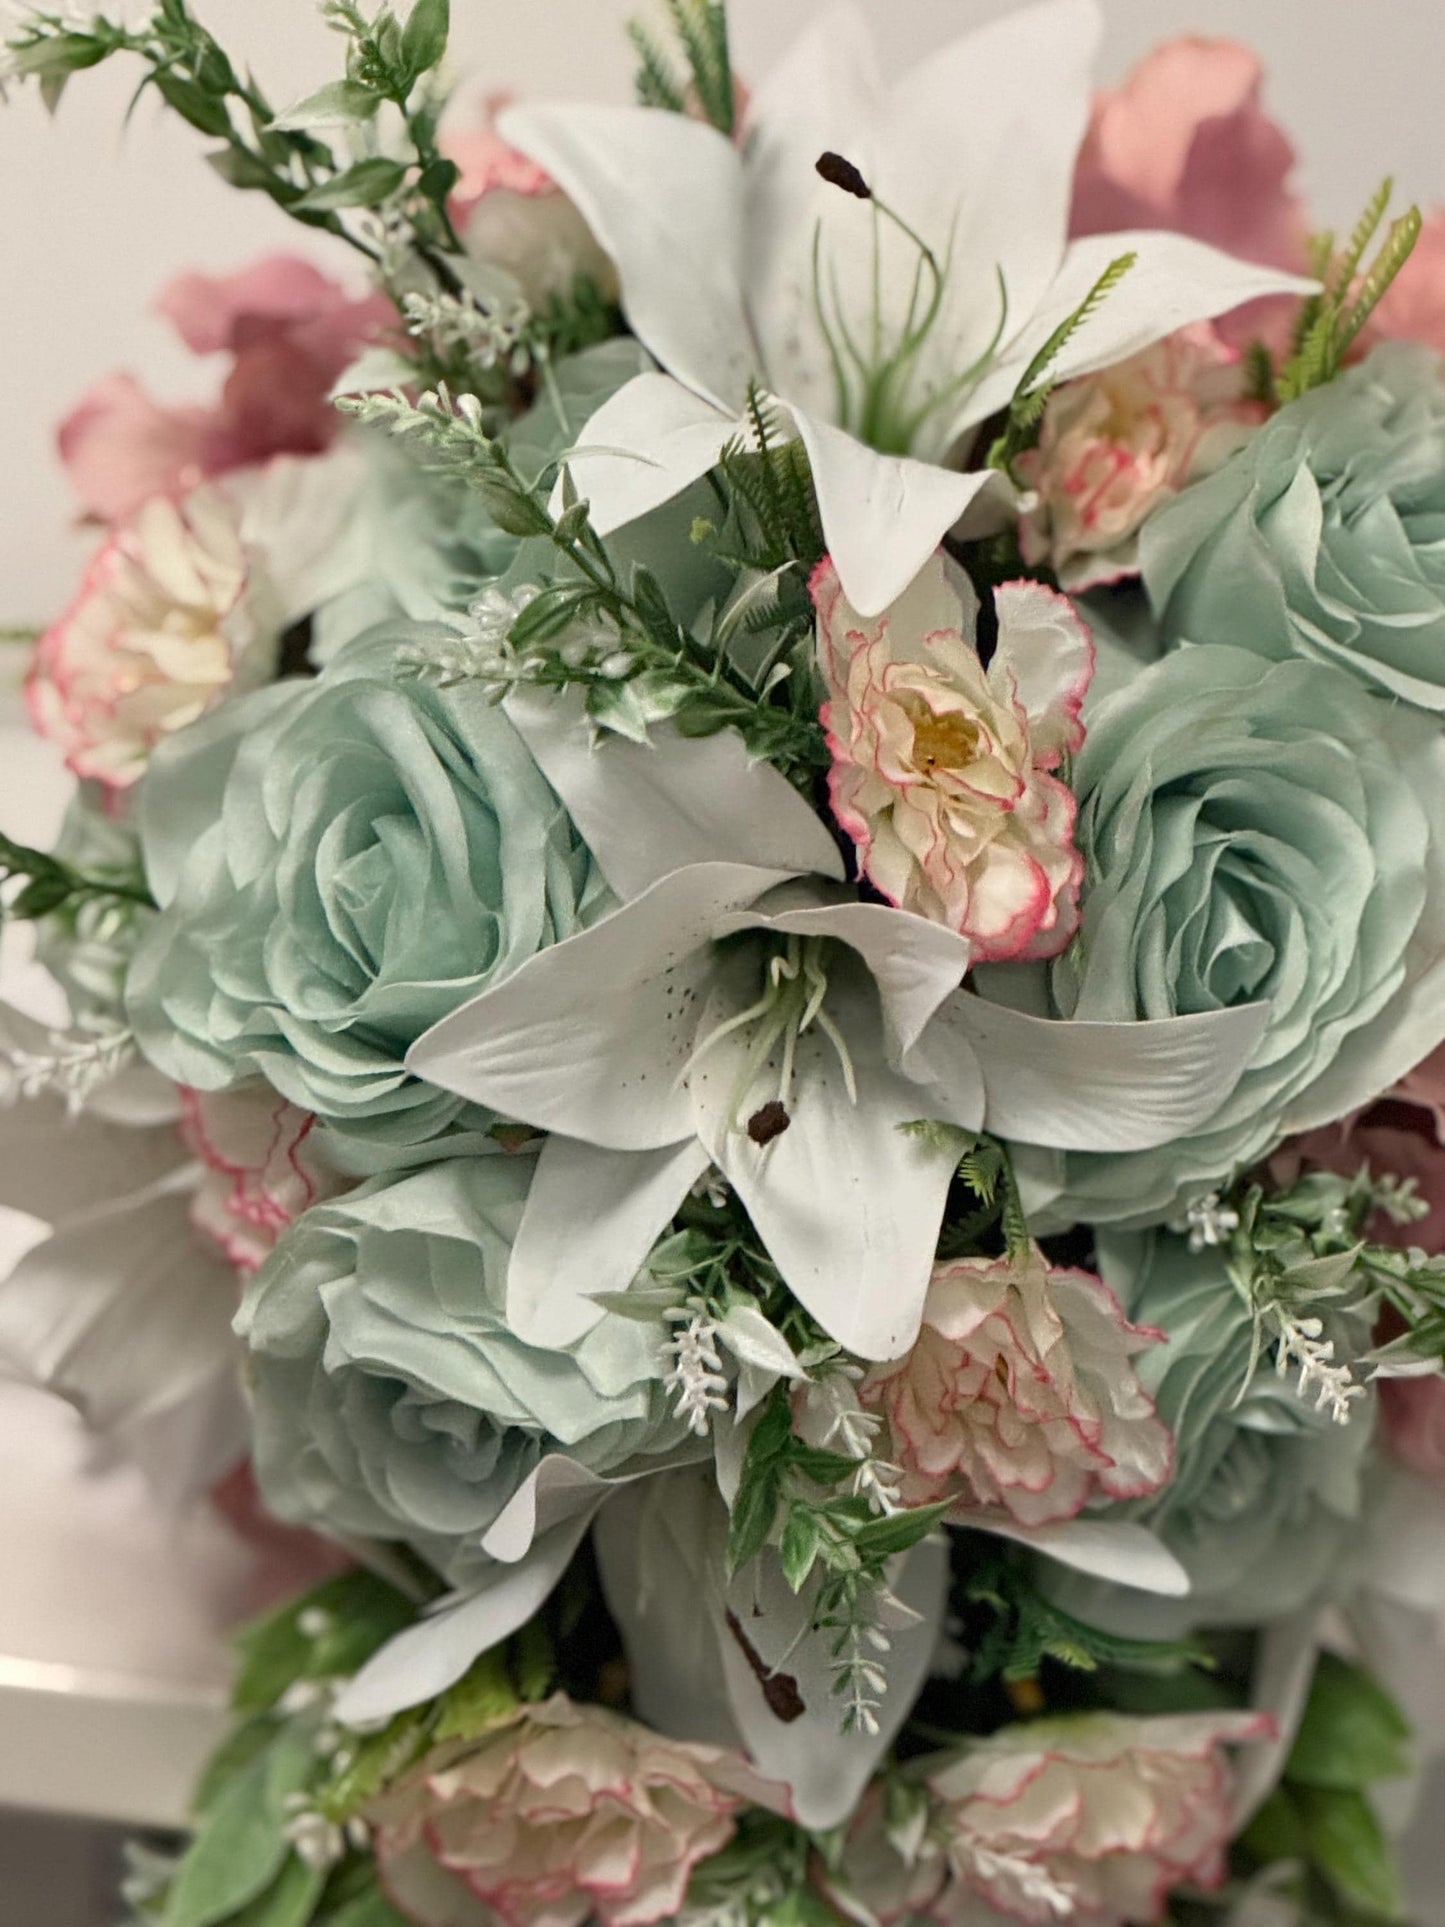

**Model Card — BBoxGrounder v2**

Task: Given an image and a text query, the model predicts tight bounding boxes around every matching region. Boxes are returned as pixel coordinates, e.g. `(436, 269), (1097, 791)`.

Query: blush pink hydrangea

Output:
(369, 1696), (787, 1927)
(179, 1087), (347, 1274)
(59, 255), (389, 525)
(1015, 326), (1265, 590)
(859, 1246), (1173, 1527)
(1072, 39), (1308, 279)
(28, 483), (247, 788)
(828, 1713), (1271, 1927)
(811, 552), (1093, 964)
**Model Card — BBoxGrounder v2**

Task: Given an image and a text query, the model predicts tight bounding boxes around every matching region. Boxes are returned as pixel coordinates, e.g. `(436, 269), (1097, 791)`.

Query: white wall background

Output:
(0, 0), (1441, 629)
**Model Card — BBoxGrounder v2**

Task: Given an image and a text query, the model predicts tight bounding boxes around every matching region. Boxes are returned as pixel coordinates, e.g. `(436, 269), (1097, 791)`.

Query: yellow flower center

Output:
(910, 707), (982, 774)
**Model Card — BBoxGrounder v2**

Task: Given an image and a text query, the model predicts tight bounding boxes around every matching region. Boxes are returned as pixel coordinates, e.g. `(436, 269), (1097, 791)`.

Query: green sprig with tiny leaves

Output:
(1270, 179), (1423, 402)
(5, 0), (465, 295)
(0, 828), (154, 923)
(340, 383), (829, 778)
(987, 249), (1137, 476)
(628, 0), (735, 135)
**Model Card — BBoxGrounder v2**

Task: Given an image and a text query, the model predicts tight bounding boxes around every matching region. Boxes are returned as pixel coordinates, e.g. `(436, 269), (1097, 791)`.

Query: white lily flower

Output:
(408, 691), (1268, 1364)
(498, 0), (1315, 617)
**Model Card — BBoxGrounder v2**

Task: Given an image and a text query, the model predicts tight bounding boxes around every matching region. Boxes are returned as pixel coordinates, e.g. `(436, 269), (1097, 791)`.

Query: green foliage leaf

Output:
(781, 1507), (824, 1592)
(400, 0), (449, 82)
(271, 79), (381, 131)
(1287, 1654), (1412, 1791)
(150, 70), (233, 136)
(226, 1855), (326, 1927)
(848, 1501), (951, 1561)
(233, 1571), (418, 1715)
(163, 1726), (317, 1927)
(207, 145), (281, 193)
(1294, 1786), (1403, 1920)
(431, 1647), (519, 1743)
(292, 156), (408, 212)
(324, 1893), (415, 1927)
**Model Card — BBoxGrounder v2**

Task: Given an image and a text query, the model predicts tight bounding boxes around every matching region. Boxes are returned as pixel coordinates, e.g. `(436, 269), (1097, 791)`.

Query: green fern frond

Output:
(1015, 250), (1137, 402)
(1243, 339), (1276, 405)
(666, 0), (734, 133)
(1329, 177), (1393, 307)
(627, 20), (686, 112)
(1335, 205), (1423, 359)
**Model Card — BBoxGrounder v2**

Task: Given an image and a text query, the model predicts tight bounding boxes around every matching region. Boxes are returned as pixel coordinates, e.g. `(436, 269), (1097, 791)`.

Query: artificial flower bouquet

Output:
(4, 1), (1445, 1922)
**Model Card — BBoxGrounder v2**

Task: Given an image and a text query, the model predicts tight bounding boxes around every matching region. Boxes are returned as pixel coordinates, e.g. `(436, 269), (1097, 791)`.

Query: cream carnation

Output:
(370, 1696), (780, 1927)
(812, 554), (1093, 963)
(1015, 327), (1264, 590)
(860, 1246), (1173, 1526)
(831, 1713), (1271, 1927)
(29, 485), (246, 788)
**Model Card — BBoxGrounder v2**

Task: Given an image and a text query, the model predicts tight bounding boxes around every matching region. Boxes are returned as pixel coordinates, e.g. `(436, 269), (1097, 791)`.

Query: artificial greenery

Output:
(628, 0), (736, 136)
(5, 0), (464, 293)
(1239, 1653), (1412, 1922)
(0, 827), (153, 922)
(1270, 180), (1423, 402)
(987, 249), (1138, 475)
(342, 382), (830, 778)
(958, 1540), (1214, 1686)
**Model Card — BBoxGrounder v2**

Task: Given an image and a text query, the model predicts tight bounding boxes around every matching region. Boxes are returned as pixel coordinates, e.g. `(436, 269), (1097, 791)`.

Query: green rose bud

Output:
(234, 1153), (685, 1586)
(125, 628), (609, 1170)
(1143, 344), (1445, 711)
(1001, 644), (1445, 1230)
(1045, 1231), (1373, 1638)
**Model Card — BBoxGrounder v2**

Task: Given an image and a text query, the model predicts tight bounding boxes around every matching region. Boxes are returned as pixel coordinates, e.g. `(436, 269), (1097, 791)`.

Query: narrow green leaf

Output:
(400, 0), (450, 82)
(151, 72), (233, 138)
(326, 1890), (415, 1927)
(1288, 1654), (1413, 1791)
(270, 79), (381, 132)
(780, 1508), (823, 1592)
(163, 1726), (316, 1927)
(226, 1855), (326, 1927)
(1296, 1786), (1403, 1920)
(207, 145), (283, 192)
(293, 157), (408, 212)
(848, 1501), (950, 1561)
(728, 1464), (782, 1574)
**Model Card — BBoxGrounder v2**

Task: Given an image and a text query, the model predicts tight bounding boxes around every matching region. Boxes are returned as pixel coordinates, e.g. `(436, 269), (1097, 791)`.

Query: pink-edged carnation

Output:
(1015, 327), (1265, 591)
(59, 254), (389, 524)
(830, 1713), (1271, 1927)
(1369, 209), (1445, 357)
(28, 484), (246, 788)
(370, 1695), (785, 1927)
(860, 1245), (1173, 1527)
(180, 1087), (346, 1274)
(1072, 39), (1308, 277)
(812, 553), (1092, 963)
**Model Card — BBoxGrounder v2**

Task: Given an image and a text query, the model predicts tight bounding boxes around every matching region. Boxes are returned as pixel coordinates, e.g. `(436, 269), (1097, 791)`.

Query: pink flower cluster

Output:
(861, 1246), (1173, 1527)
(812, 553), (1093, 964)
(60, 255), (390, 525)
(1015, 327), (1264, 591)
(830, 1713), (1271, 1927)
(370, 1696), (784, 1927)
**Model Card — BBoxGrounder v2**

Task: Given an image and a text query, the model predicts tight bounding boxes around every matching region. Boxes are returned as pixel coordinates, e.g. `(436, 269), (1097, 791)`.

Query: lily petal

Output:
(965, 230), (1319, 429)
(498, 104), (756, 412)
(334, 1516), (592, 1724)
(956, 1513), (1191, 1596)
(481, 1444), (706, 1565)
(714, 895), (973, 1066)
(407, 864), (795, 1151)
(506, 1133), (709, 1348)
(789, 405), (1005, 619)
(719, 1537), (950, 1830)
(504, 686), (845, 902)
(695, 968), (964, 1359)
(924, 993), (1269, 1152)
(556, 371), (737, 538)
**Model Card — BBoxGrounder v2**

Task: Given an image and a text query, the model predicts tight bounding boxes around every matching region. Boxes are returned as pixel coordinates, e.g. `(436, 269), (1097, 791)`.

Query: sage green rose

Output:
(1043, 1231), (1373, 1638)
(234, 1153), (685, 1586)
(125, 627), (608, 1170)
(1142, 344), (1445, 711)
(995, 644), (1445, 1230)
